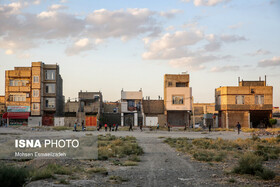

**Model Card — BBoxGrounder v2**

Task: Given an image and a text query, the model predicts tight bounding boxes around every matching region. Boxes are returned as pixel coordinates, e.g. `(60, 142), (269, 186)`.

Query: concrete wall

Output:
(28, 117), (42, 127)
(165, 87), (192, 111)
(121, 91), (142, 100)
(64, 117), (77, 127)
(54, 117), (64, 126)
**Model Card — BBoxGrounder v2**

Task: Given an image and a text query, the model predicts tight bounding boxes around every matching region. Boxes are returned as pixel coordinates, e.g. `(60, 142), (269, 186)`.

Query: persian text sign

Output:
(7, 106), (31, 112)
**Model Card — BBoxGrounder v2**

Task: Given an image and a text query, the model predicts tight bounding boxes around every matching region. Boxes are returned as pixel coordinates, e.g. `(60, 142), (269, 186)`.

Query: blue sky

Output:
(0, 0), (279, 106)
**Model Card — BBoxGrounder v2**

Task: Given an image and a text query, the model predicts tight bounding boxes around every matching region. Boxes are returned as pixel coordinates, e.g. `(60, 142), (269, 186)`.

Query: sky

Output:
(0, 0), (279, 106)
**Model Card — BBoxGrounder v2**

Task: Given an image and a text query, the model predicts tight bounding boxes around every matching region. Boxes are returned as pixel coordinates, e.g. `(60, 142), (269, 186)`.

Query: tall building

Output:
(3, 62), (64, 126)
(215, 77), (273, 128)
(164, 73), (192, 126)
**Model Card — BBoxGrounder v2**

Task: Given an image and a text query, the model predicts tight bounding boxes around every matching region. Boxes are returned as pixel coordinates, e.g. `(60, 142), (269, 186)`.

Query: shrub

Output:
(46, 163), (72, 175)
(87, 167), (108, 175)
(123, 161), (138, 166)
(31, 169), (54, 181)
(233, 152), (263, 175)
(193, 151), (214, 162)
(128, 155), (141, 162)
(0, 165), (29, 187)
(256, 168), (275, 180)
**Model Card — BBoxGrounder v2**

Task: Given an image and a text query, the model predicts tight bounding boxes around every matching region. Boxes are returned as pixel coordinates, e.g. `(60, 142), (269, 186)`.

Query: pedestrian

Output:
(208, 124), (212, 132)
(115, 123), (119, 131)
(82, 120), (85, 131)
(157, 122), (159, 130)
(98, 123), (102, 131)
(112, 124), (115, 131)
(129, 123), (133, 131)
(236, 122), (241, 134)
(74, 122), (77, 132)
(109, 124), (112, 131)
(105, 124), (108, 132)
(168, 122), (171, 132)
(139, 122), (143, 132)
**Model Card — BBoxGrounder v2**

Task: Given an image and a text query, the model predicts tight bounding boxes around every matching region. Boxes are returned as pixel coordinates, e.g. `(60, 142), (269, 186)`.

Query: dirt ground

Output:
(0, 127), (279, 186)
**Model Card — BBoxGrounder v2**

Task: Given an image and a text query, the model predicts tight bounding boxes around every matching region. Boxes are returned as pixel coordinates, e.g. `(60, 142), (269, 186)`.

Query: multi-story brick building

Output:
(215, 77), (273, 128)
(164, 73), (192, 126)
(3, 62), (64, 126)
(192, 103), (218, 128)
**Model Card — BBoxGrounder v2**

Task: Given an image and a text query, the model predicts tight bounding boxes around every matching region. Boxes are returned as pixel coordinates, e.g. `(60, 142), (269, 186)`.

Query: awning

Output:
(3, 112), (30, 119)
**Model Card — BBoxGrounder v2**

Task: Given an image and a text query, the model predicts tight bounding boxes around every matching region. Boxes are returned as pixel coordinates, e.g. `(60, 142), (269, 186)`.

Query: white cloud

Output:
(160, 9), (183, 18)
(65, 38), (94, 56)
(5, 49), (14, 55)
(38, 11), (56, 18)
(33, 0), (40, 5)
(182, 0), (231, 6)
(210, 65), (239, 72)
(258, 56), (280, 67)
(142, 30), (204, 60)
(49, 4), (67, 10)
(247, 49), (271, 56)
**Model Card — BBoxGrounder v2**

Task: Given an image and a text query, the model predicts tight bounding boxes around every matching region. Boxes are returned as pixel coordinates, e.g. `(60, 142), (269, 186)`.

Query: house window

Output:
(45, 70), (56, 80)
(33, 76), (39, 83)
(255, 95), (264, 105)
(46, 84), (55, 93)
(32, 103), (39, 110)
(176, 82), (187, 87)
(9, 94), (26, 102)
(33, 90), (39, 97)
(45, 98), (55, 108)
(172, 96), (184, 104)
(168, 82), (172, 87)
(236, 95), (244, 104)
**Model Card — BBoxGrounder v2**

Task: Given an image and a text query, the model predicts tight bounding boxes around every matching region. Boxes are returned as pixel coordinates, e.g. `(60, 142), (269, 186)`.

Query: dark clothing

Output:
(129, 124), (133, 131)
(209, 124), (212, 132)
(116, 124), (119, 131)
(236, 123), (241, 134)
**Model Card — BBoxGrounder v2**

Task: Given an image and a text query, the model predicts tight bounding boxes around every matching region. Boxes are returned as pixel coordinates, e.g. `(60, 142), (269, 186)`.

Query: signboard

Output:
(7, 106), (30, 112)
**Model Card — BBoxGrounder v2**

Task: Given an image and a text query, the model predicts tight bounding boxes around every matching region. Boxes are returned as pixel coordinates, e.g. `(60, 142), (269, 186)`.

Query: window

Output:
(9, 80), (29, 86)
(46, 84), (55, 93)
(32, 103), (39, 110)
(236, 95), (244, 104)
(9, 94), (26, 102)
(255, 95), (264, 105)
(33, 90), (39, 97)
(216, 95), (221, 105)
(45, 98), (55, 108)
(168, 82), (172, 87)
(176, 82), (187, 87)
(45, 70), (56, 80)
(33, 76), (39, 83)
(172, 96), (184, 104)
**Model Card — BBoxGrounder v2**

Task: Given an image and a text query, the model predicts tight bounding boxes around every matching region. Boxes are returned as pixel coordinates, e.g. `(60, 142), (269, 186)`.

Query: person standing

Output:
(236, 122), (241, 134)
(105, 124), (108, 132)
(168, 122), (171, 132)
(115, 123), (119, 131)
(209, 124), (212, 132)
(74, 122), (77, 132)
(157, 122), (159, 130)
(109, 124), (112, 132)
(129, 123), (133, 131)
(82, 120), (85, 131)
(112, 124), (115, 131)
(139, 122), (143, 132)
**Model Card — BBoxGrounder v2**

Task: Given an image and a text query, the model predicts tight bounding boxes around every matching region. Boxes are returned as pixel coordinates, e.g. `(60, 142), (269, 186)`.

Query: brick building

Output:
(164, 73), (192, 127)
(3, 62), (64, 126)
(215, 77), (273, 128)
(142, 99), (165, 126)
(192, 103), (218, 128)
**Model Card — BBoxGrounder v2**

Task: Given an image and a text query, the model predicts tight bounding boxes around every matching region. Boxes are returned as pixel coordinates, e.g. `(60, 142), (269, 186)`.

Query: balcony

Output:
(7, 86), (30, 92)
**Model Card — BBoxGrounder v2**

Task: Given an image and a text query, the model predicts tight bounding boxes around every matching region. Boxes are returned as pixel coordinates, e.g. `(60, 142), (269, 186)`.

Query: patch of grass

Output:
(0, 164), (30, 187)
(233, 152), (275, 180)
(52, 126), (71, 131)
(228, 178), (236, 183)
(58, 179), (70, 184)
(31, 169), (54, 181)
(128, 155), (141, 162)
(46, 163), (72, 175)
(98, 134), (143, 160)
(109, 175), (129, 184)
(87, 167), (108, 175)
(123, 161), (138, 166)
